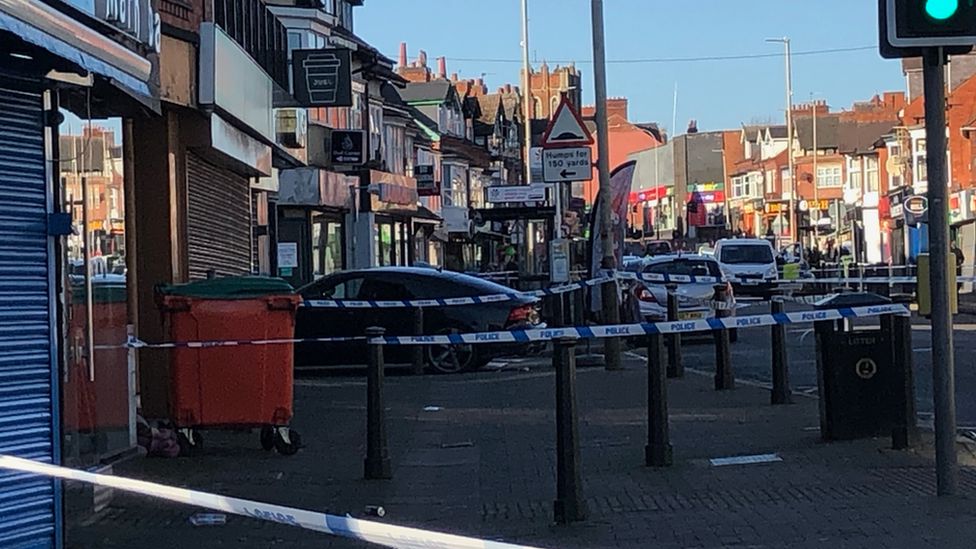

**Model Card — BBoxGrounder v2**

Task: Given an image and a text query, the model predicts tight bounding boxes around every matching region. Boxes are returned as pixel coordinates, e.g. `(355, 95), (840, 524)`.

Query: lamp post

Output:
(766, 37), (797, 251)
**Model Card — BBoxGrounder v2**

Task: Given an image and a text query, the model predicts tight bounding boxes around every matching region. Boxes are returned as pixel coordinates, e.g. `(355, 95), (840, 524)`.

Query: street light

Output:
(766, 37), (797, 252)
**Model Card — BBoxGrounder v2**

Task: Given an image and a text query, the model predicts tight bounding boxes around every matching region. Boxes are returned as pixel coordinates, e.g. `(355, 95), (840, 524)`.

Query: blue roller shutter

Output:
(0, 77), (60, 548)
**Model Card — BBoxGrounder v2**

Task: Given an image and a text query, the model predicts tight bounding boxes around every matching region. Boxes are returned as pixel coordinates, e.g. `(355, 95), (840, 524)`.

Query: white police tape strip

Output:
(93, 335), (367, 351)
(376, 304), (910, 345)
(0, 455), (541, 549)
(615, 271), (723, 284)
(304, 277), (615, 309)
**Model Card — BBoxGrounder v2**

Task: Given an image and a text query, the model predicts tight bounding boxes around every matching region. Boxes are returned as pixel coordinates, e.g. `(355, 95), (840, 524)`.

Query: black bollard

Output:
(888, 313), (919, 449)
(645, 332), (672, 467)
(770, 298), (792, 405)
(553, 336), (586, 524)
(364, 327), (391, 480)
(713, 284), (734, 390)
(665, 284), (683, 378)
(411, 308), (425, 375)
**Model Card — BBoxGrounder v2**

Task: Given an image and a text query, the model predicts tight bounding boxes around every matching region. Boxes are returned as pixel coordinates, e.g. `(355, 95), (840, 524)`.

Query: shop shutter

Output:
(0, 78), (58, 547)
(186, 151), (252, 280)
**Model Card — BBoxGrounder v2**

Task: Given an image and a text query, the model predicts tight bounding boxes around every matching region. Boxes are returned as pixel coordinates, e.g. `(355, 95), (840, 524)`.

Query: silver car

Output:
(627, 254), (735, 323)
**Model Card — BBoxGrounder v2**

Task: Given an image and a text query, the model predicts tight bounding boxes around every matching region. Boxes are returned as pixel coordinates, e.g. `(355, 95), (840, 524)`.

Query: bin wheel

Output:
(274, 427), (302, 456)
(177, 429), (203, 457)
(260, 425), (275, 451)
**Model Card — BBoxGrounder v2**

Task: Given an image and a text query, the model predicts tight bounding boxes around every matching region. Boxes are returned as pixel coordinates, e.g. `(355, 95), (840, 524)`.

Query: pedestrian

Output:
(952, 241), (965, 274)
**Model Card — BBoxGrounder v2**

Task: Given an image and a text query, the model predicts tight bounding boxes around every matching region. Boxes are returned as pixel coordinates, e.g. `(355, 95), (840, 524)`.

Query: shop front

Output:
(0, 0), (160, 544)
(366, 170), (421, 267)
(277, 167), (356, 288)
(763, 201), (793, 248)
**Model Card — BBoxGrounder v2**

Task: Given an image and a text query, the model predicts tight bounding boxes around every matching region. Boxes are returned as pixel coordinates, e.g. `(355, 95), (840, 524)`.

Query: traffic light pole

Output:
(922, 46), (958, 497)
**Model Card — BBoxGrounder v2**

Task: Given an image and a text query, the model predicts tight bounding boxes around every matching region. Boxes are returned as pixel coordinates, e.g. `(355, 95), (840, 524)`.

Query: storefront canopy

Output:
(0, 0), (157, 110)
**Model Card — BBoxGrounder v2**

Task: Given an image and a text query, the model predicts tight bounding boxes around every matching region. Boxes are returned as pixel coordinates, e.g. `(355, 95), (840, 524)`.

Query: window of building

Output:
(847, 157), (861, 193)
(533, 96), (542, 118)
(764, 169), (775, 195)
(816, 165), (842, 188)
(550, 96), (559, 116)
(865, 156), (879, 193)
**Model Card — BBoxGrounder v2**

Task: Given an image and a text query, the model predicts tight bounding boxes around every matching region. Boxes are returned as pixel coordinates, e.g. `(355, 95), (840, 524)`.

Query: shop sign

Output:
(291, 49), (353, 107)
(688, 182), (724, 193)
(905, 195), (928, 216)
(415, 165), (438, 196)
(487, 184), (548, 204)
(330, 130), (365, 165)
(889, 189), (906, 219)
(94, 0), (161, 52)
(765, 202), (788, 214)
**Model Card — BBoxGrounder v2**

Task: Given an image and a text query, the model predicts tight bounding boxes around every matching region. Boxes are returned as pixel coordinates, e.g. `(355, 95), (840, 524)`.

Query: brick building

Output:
(522, 62), (582, 119)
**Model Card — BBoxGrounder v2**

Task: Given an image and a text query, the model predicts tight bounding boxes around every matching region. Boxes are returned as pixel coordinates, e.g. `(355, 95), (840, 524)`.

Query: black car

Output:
(294, 267), (543, 373)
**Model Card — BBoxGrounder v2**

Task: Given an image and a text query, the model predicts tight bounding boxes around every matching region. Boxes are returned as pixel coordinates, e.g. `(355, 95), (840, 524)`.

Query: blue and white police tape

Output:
(0, 455), (541, 549)
(304, 277), (615, 309)
(615, 271), (723, 284)
(375, 304), (910, 346)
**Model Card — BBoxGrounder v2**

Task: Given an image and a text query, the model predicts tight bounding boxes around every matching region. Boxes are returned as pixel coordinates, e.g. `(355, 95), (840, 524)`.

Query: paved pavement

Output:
(66, 348), (976, 548)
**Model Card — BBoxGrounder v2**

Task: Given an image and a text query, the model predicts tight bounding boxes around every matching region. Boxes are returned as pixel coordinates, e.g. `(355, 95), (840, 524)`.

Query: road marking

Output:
(710, 453), (783, 467)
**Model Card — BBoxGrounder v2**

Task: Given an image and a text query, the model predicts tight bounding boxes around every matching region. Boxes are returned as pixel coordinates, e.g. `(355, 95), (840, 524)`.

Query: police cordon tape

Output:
(303, 276), (615, 309)
(375, 304), (910, 346)
(0, 455), (541, 549)
(95, 303), (907, 351)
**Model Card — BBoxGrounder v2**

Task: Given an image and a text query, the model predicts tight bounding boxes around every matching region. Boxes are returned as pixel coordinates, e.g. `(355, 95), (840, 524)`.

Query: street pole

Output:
(520, 0), (533, 187)
(769, 38), (797, 251)
(591, 0), (621, 370)
(923, 47), (958, 497)
(812, 94), (819, 251)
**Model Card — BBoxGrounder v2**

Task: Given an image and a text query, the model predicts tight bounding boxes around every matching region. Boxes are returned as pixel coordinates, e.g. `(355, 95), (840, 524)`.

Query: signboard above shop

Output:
(330, 130), (365, 165)
(486, 184), (550, 204)
(292, 49), (353, 107)
(94, 0), (161, 52)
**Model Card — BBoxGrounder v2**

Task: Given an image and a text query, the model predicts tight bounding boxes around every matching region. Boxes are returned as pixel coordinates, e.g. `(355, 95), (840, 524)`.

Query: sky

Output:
(357, 0), (906, 134)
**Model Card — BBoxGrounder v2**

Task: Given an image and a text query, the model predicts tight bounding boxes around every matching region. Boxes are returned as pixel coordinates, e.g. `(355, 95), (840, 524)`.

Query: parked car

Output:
(713, 238), (779, 297)
(645, 240), (673, 257)
(628, 255), (735, 325)
(294, 267), (544, 373)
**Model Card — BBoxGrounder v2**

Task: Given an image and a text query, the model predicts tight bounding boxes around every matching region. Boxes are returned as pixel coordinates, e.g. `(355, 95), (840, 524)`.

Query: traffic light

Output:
(883, 0), (976, 50)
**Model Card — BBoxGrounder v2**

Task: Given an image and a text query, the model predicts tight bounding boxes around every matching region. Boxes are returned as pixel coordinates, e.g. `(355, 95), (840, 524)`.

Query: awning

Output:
(0, 0), (156, 109)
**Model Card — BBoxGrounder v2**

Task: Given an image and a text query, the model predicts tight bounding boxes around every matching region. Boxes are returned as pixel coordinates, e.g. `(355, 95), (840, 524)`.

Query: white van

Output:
(713, 238), (778, 296)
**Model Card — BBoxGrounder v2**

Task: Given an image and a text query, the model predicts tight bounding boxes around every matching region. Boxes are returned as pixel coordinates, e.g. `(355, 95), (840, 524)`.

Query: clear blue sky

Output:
(357, 0), (905, 134)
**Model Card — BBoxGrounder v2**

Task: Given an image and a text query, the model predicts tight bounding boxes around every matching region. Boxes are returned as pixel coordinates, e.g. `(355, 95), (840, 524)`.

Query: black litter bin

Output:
(813, 293), (916, 444)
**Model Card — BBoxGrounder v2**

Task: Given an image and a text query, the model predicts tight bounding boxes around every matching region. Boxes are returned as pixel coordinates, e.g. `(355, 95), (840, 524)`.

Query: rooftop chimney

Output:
(505, 83), (513, 94)
(398, 42), (407, 67)
(687, 119), (698, 134)
(418, 50), (427, 68)
(437, 57), (447, 79)
(451, 72), (459, 82)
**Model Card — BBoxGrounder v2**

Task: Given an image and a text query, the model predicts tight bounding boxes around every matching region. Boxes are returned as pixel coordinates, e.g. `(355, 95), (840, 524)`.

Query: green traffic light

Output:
(926, 0), (960, 19)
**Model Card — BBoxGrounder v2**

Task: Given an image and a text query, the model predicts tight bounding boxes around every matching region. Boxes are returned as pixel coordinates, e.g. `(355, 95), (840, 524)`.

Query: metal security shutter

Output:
(0, 79), (58, 547)
(186, 151), (252, 280)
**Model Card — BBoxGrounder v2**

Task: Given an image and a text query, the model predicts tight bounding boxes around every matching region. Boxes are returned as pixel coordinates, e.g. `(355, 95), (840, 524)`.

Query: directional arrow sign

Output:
(543, 147), (593, 183)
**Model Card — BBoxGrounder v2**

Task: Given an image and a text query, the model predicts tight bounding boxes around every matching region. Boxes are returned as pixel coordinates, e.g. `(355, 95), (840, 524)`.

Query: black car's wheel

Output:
(427, 328), (475, 374)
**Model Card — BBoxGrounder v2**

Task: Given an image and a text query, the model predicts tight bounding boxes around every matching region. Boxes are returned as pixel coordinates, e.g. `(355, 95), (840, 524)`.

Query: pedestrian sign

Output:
(540, 96), (594, 148)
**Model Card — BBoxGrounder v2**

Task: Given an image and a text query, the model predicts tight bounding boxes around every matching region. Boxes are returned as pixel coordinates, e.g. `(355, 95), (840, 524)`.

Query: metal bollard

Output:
(713, 284), (734, 390)
(553, 336), (586, 523)
(645, 332), (672, 467)
(770, 298), (792, 405)
(411, 308), (425, 375)
(364, 327), (391, 480)
(665, 284), (683, 378)
(887, 313), (919, 449)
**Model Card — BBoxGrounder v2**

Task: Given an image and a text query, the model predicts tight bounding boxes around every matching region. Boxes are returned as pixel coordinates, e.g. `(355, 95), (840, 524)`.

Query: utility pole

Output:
(768, 37), (797, 250)
(591, 0), (621, 370)
(923, 46), (958, 496)
(812, 94), (819, 249)
(520, 0), (533, 187)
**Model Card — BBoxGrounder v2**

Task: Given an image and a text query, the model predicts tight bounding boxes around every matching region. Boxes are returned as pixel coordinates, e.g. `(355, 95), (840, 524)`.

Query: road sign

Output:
(905, 195), (929, 215)
(540, 96), (594, 148)
(543, 147), (592, 182)
(486, 184), (550, 204)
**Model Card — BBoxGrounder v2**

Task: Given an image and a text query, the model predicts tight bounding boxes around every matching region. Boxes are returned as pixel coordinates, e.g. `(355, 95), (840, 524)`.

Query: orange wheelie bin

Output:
(157, 277), (303, 455)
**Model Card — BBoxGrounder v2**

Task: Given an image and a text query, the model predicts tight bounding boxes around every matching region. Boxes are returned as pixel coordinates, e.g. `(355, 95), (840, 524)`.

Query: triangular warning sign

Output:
(541, 96), (594, 148)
